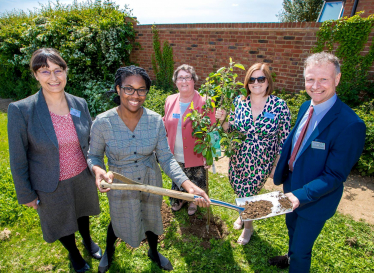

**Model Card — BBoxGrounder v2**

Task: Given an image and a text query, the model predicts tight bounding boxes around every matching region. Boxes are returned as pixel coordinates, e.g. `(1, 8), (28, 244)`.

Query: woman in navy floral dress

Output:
(216, 63), (291, 245)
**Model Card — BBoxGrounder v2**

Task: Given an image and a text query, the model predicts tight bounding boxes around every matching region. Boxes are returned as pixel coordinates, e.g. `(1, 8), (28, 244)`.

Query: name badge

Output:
(264, 112), (275, 119)
(172, 113), (180, 119)
(311, 141), (325, 150)
(70, 108), (81, 117)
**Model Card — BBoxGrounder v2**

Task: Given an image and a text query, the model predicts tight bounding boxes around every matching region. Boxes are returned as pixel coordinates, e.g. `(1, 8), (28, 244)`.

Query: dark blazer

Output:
(8, 90), (92, 204)
(274, 97), (366, 221)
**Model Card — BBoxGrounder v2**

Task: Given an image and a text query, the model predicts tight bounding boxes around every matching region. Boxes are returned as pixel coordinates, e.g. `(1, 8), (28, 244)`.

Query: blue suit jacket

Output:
(274, 97), (366, 221)
(8, 90), (92, 204)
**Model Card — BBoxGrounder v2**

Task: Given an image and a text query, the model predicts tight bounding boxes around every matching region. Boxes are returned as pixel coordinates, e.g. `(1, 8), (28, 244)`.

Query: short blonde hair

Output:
(243, 63), (273, 97)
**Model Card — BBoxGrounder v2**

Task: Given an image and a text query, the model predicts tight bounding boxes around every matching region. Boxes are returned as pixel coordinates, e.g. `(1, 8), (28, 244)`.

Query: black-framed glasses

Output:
(249, 76), (266, 84)
(120, 86), (149, 96)
(176, 76), (193, 82)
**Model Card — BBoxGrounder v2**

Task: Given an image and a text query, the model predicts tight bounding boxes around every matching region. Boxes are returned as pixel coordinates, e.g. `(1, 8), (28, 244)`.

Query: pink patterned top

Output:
(50, 111), (87, 181)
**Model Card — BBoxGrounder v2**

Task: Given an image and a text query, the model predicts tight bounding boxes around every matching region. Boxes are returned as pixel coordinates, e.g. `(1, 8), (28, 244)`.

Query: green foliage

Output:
(353, 100), (374, 176)
(0, 0), (137, 101)
(274, 89), (311, 127)
(314, 13), (374, 107)
(277, 0), (323, 22)
(143, 86), (173, 116)
(186, 59), (247, 166)
(81, 80), (116, 117)
(151, 25), (175, 92)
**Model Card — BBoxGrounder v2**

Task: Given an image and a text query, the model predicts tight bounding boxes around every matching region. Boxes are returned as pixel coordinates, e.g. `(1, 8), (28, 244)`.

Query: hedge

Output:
(0, 0), (137, 100)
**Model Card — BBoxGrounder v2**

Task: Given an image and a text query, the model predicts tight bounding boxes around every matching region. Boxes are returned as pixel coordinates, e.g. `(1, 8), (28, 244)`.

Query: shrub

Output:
(313, 13), (374, 107)
(143, 86), (173, 116)
(274, 89), (310, 127)
(81, 80), (116, 117)
(0, 0), (137, 101)
(151, 25), (175, 92)
(353, 100), (374, 176)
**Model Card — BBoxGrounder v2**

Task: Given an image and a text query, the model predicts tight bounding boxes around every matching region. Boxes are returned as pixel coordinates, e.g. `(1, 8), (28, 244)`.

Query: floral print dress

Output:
(228, 95), (291, 197)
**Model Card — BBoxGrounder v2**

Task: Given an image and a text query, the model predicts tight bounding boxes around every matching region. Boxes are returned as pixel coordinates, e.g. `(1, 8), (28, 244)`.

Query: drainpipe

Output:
(350, 0), (359, 17)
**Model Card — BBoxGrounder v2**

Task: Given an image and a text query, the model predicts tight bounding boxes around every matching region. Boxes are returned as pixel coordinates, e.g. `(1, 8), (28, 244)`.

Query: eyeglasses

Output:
(120, 86), (149, 96)
(249, 76), (266, 84)
(37, 69), (65, 77)
(176, 76), (193, 82)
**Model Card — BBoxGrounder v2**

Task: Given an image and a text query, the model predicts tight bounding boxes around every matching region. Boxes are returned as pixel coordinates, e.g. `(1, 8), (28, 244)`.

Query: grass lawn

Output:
(1, 111), (373, 272)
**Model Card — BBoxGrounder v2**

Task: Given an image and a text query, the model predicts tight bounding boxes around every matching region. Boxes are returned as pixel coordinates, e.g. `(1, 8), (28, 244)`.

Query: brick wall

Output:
(131, 22), (320, 93)
(344, 0), (374, 17)
(130, 2), (374, 93)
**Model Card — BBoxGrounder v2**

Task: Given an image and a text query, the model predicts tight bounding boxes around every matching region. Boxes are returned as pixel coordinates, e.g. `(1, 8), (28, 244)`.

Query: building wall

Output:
(131, 22), (320, 92)
(130, 1), (374, 92)
(344, 0), (374, 17)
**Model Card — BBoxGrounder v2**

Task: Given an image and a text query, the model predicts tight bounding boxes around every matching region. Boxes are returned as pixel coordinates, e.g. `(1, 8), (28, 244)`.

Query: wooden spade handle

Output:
(100, 181), (196, 202)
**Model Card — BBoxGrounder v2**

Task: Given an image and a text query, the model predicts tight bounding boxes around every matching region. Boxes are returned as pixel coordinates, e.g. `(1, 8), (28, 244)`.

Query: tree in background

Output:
(277, 0), (323, 22)
(151, 25), (175, 92)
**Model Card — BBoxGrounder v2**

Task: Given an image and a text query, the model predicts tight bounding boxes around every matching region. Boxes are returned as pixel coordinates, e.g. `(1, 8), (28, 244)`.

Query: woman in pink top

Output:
(163, 64), (216, 215)
(8, 48), (100, 272)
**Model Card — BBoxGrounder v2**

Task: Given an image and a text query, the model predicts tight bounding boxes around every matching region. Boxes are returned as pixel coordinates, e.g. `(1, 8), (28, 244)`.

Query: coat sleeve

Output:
(155, 117), (189, 188)
(293, 121), (366, 205)
(8, 103), (38, 204)
(87, 117), (106, 172)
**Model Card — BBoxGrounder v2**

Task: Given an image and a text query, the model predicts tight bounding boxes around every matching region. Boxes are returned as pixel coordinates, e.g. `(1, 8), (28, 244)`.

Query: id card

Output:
(172, 113), (181, 119)
(311, 141), (325, 150)
(264, 112), (275, 119)
(70, 108), (81, 117)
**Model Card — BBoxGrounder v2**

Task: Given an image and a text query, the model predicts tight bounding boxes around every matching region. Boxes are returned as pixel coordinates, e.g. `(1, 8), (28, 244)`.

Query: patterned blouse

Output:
(50, 111), (87, 181)
(228, 95), (291, 197)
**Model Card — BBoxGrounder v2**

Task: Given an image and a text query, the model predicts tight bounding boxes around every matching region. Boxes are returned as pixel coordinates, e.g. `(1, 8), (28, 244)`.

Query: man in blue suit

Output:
(268, 52), (366, 272)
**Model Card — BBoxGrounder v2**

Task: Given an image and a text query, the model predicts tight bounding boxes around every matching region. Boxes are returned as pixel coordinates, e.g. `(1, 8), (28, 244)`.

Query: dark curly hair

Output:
(111, 65), (152, 105)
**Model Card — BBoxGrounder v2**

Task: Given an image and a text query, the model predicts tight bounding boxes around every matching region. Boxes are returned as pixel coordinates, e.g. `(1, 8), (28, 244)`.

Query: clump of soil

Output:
(241, 200), (273, 219)
(345, 237), (358, 247)
(179, 214), (228, 242)
(131, 201), (227, 250)
(278, 196), (293, 210)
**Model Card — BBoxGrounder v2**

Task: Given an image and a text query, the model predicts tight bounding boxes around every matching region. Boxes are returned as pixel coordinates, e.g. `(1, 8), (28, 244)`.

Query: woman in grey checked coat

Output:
(87, 65), (210, 272)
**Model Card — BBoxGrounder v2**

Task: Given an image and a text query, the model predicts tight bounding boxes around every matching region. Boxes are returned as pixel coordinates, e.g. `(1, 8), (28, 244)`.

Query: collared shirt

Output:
(291, 94), (337, 167)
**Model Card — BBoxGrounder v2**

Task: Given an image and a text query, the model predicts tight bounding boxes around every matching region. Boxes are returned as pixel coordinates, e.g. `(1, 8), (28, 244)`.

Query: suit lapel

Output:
(298, 98), (341, 157)
(36, 90), (58, 148)
(65, 93), (84, 148)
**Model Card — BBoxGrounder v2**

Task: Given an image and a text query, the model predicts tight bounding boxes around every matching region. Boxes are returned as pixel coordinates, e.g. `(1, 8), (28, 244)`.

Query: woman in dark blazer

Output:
(8, 48), (101, 273)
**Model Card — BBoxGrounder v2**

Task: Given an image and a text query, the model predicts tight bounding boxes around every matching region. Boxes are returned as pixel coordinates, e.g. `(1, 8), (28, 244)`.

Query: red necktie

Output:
(288, 105), (314, 171)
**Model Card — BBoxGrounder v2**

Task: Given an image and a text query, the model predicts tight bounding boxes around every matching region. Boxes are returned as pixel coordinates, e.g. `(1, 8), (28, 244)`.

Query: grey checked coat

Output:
(87, 107), (188, 247)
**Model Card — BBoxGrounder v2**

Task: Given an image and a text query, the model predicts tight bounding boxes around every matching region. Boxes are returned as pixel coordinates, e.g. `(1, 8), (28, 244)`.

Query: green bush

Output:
(274, 89), (310, 127)
(0, 0), (137, 101)
(81, 80), (116, 117)
(314, 13), (374, 107)
(151, 25), (175, 92)
(143, 86), (173, 116)
(353, 100), (374, 176)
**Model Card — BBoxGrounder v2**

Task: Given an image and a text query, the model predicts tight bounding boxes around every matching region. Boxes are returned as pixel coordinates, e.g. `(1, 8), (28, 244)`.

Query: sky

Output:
(0, 0), (284, 24)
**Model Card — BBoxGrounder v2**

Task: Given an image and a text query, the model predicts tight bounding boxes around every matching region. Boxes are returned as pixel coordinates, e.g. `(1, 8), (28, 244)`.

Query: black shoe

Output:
(98, 247), (115, 273)
(68, 254), (90, 273)
(82, 240), (102, 260)
(268, 255), (290, 269)
(148, 249), (174, 271)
